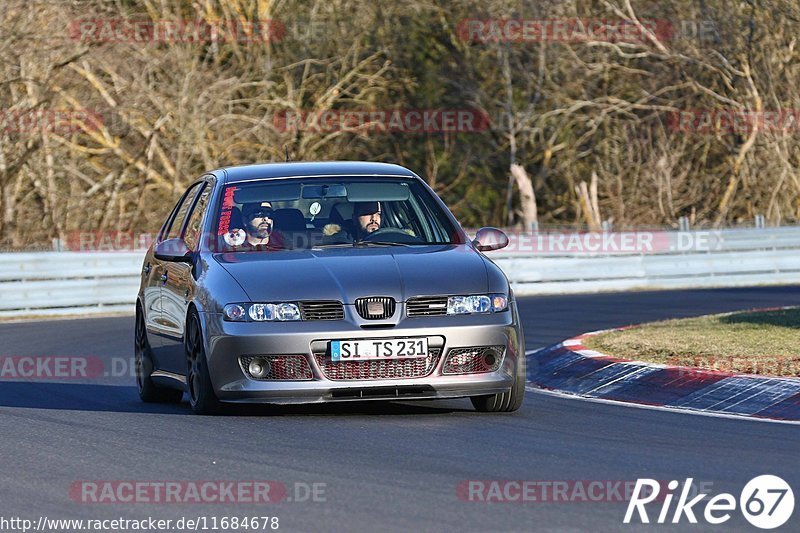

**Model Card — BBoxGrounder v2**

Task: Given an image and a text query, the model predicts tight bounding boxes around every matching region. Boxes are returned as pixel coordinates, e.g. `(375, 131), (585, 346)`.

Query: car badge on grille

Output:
(356, 296), (395, 319)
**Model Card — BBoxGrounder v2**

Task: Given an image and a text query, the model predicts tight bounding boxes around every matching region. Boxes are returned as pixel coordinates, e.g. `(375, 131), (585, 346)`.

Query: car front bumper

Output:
(199, 303), (524, 404)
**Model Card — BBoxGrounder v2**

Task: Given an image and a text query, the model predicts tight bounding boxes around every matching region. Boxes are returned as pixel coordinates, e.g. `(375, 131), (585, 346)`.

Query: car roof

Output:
(212, 161), (417, 184)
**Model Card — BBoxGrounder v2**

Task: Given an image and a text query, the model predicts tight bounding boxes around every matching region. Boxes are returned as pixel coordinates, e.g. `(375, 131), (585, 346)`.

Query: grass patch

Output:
(583, 307), (800, 377)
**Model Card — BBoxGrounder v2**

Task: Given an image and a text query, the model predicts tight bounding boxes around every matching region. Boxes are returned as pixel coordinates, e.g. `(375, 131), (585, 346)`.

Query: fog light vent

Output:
(240, 355), (313, 380)
(442, 346), (505, 375)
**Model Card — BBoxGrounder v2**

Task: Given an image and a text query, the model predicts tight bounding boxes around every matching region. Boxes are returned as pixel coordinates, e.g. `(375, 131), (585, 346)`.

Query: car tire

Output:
(470, 353), (526, 413)
(186, 310), (223, 415)
(135, 306), (183, 404)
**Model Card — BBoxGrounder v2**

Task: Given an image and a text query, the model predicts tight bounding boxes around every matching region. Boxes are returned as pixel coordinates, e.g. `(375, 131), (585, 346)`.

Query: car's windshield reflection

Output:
(214, 177), (458, 252)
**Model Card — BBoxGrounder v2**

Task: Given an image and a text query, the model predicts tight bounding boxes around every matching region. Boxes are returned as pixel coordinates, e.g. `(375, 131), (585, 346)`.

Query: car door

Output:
(150, 181), (204, 372)
(143, 193), (190, 351)
(141, 245), (164, 350)
(159, 180), (213, 374)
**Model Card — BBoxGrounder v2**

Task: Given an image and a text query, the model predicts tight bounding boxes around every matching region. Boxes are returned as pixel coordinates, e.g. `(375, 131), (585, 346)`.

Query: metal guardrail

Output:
(0, 252), (142, 317)
(489, 226), (800, 295)
(1, 227), (799, 316)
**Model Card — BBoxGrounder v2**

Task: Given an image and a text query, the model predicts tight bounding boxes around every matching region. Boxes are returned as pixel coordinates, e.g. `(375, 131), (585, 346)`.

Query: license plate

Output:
(330, 338), (428, 361)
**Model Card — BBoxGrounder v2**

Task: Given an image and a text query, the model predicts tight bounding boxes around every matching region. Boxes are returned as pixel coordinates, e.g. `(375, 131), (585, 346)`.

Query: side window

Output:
(183, 184), (212, 250)
(409, 193), (445, 242)
(163, 183), (202, 241)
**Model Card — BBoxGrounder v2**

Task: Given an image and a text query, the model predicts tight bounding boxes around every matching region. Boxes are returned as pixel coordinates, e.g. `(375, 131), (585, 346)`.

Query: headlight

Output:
(446, 294), (508, 315)
(248, 303), (275, 321)
(223, 304), (247, 321)
(223, 303), (302, 322)
(491, 294), (509, 312)
(274, 303), (301, 321)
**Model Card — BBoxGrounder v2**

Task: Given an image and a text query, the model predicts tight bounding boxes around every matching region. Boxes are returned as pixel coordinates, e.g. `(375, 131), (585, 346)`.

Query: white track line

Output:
(524, 350), (800, 426)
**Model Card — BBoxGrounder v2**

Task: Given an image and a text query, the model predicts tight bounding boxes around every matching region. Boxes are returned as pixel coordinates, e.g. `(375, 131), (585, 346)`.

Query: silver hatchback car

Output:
(135, 162), (525, 414)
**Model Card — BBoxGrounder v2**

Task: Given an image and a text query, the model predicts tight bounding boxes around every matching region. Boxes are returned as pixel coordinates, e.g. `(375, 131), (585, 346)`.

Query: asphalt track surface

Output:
(1, 286), (799, 532)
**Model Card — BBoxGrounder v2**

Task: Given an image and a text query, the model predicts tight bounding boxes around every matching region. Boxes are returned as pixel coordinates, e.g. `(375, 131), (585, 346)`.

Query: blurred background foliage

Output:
(2, 0), (800, 248)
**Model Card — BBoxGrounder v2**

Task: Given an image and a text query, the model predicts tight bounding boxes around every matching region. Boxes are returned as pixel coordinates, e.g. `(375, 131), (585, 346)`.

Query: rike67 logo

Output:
(625, 475), (794, 529)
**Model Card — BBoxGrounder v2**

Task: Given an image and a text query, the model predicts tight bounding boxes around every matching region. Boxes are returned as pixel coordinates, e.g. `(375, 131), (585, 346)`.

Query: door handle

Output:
(143, 263), (151, 275)
(160, 272), (168, 283)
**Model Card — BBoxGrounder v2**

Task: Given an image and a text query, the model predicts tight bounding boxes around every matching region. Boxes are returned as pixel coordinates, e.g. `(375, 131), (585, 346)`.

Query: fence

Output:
(490, 226), (800, 295)
(0, 252), (140, 317)
(1, 227), (799, 317)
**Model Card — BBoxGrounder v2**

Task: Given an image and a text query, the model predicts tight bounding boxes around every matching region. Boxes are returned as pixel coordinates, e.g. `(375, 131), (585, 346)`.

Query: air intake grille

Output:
(299, 301), (344, 320)
(442, 346), (505, 375)
(355, 296), (396, 320)
(315, 349), (441, 380)
(239, 355), (313, 380)
(406, 296), (448, 317)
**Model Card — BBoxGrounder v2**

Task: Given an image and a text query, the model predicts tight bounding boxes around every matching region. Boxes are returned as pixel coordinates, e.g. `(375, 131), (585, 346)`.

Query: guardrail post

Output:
(678, 216), (690, 232)
(755, 214), (765, 229)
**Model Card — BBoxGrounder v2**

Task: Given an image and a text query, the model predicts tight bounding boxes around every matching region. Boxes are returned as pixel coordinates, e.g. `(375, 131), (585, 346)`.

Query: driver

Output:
(321, 201), (417, 242)
(353, 201), (416, 239)
(321, 201), (382, 241)
(353, 201), (382, 239)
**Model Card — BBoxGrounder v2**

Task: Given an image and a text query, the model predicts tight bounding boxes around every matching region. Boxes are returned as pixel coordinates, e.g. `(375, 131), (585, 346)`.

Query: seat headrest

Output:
(330, 203), (353, 224)
(272, 208), (306, 232)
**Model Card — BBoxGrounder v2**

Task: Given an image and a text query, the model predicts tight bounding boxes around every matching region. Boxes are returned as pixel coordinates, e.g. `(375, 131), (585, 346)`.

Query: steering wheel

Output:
(361, 227), (423, 243)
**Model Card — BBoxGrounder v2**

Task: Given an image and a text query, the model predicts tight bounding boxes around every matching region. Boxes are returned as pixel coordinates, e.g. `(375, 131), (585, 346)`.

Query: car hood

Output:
(213, 244), (489, 303)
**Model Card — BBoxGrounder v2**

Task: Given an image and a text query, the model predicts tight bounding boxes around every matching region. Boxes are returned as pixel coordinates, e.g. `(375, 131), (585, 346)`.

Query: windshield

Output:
(213, 177), (460, 252)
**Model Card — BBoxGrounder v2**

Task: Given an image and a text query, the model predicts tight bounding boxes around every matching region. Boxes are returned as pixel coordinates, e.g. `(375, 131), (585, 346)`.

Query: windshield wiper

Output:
(353, 240), (411, 247)
(311, 242), (353, 249)
(313, 239), (414, 249)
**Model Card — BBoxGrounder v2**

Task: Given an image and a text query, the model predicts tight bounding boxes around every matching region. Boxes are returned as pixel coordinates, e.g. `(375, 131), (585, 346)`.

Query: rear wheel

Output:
(186, 311), (223, 415)
(135, 307), (183, 404)
(470, 353), (526, 413)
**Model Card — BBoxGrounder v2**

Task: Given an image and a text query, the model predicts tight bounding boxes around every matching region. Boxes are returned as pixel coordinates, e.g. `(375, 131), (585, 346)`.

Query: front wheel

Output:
(135, 307), (183, 404)
(186, 311), (223, 415)
(470, 354), (526, 413)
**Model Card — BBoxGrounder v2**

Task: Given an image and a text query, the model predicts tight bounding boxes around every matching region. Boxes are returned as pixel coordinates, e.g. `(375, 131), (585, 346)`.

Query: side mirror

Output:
(154, 238), (193, 262)
(472, 227), (509, 252)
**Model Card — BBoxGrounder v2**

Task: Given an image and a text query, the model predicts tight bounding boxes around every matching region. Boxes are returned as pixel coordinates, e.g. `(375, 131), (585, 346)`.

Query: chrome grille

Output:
(355, 296), (396, 320)
(406, 296), (448, 317)
(239, 355), (313, 380)
(442, 346), (504, 375)
(315, 348), (441, 380)
(299, 301), (344, 320)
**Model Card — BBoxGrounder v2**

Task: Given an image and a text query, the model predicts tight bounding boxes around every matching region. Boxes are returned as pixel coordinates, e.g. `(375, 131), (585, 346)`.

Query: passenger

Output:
(239, 202), (284, 249)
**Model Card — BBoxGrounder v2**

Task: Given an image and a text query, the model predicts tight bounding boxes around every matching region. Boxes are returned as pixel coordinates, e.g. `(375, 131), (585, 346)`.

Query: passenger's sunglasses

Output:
(246, 209), (274, 221)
